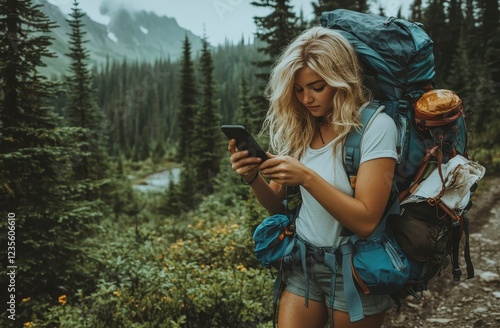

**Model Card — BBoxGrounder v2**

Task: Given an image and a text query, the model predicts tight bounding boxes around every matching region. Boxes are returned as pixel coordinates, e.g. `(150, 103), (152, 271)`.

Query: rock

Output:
(426, 318), (455, 324)
(422, 290), (432, 298)
(473, 319), (487, 328)
(473, 307), (488, 313)
(459, 282), (470, 289)
(479, 271), (500, 282)
(393, 313), (406, 324)
(493, 291), (500, 299)
(483, 257), (496, 265)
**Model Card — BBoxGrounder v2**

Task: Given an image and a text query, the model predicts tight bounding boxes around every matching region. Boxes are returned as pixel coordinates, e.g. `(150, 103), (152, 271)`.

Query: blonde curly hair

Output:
(261, 26), (370, 159)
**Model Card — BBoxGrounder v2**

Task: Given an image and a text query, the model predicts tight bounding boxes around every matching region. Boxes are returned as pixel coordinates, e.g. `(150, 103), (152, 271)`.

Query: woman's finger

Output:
(230, 150), (250, 163)
(227, 139), (238, 153)
(231, 155), (262, 169)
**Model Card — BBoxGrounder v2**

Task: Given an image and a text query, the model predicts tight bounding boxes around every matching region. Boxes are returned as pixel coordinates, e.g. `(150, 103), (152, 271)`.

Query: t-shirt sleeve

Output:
(360, 112), (398, 164)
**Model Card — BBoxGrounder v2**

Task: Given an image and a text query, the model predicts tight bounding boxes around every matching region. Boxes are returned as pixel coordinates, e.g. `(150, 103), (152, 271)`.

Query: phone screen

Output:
(221, 125), (268, 162)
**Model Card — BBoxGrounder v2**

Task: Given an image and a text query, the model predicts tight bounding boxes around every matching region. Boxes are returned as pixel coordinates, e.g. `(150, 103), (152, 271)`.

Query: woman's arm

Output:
(302, 157), (395, 238)
(248, 175), (286, 215)
(259, 155), (395, 239)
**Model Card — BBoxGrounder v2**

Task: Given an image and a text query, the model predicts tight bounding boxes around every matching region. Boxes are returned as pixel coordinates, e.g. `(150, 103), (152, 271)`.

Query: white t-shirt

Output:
(296, 112), (398, 247)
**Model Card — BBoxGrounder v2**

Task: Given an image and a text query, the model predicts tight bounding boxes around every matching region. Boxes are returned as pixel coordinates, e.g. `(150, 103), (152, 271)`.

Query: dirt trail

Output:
(384, 175), (500, 328)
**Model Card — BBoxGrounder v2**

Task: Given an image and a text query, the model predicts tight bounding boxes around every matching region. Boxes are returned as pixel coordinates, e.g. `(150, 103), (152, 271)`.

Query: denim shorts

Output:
(284, 259), (392, 315)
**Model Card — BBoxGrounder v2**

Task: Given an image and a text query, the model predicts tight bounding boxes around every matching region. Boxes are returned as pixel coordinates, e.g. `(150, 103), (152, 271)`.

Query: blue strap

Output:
(323, 252), (337, 328)
(340, 243), (365, 322)
(282, 238), (310, 307)
(344, 101), (383, 177)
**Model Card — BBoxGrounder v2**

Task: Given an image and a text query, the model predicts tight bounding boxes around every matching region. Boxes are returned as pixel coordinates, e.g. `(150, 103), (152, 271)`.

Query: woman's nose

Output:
(302, 91), (313, 104)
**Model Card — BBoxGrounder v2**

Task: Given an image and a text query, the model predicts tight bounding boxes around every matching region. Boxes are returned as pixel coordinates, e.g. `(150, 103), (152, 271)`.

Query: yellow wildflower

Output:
(58, 295), (67, 305)
(24, 323), (33, 327)
(113, 290), (121, 297)
(22, 297), (30, 303)
(236, 264), (247, 272)
(195, 220), (205, 229)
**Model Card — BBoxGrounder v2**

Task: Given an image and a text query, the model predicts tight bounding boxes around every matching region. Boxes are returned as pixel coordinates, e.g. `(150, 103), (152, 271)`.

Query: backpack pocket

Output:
(253, 214), (295, 269)
(349, 230), (411, 295)
(389, 202), (451, 263)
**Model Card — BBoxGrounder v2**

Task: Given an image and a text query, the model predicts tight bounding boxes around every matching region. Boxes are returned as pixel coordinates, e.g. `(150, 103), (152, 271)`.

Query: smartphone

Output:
(221, 125), (269, 162)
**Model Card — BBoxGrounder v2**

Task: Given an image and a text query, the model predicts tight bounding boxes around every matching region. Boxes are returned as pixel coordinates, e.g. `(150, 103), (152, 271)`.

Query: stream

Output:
(132, 167), (182, 193)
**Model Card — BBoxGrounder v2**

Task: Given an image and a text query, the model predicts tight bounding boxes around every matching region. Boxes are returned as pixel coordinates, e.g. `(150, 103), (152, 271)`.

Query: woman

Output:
(228, 26), (397, 328)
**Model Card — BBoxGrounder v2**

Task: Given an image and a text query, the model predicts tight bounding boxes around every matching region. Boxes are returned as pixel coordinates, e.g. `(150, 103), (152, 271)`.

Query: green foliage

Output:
(89, 42), (263, 162)
(26, 188), (273, 328)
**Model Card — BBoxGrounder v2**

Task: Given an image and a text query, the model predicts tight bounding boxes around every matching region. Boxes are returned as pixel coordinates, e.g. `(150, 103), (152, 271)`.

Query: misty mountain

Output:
(37, 0), (203, 77)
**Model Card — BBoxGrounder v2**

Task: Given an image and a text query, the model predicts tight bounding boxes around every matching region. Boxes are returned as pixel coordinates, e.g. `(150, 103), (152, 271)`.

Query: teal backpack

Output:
(319, 9), (475, 300)
(320, 9), (468, 191)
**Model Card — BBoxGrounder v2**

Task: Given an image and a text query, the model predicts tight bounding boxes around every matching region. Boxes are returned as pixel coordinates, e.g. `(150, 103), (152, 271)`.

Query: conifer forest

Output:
(0, 0), (499, 327)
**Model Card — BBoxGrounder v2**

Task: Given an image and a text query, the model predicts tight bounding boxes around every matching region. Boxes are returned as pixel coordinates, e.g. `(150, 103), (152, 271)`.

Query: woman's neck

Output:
(310, 117), (335, 149)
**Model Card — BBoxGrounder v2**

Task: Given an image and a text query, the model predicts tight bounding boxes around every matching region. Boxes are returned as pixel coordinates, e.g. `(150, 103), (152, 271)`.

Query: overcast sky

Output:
(47, 0), (412, 45)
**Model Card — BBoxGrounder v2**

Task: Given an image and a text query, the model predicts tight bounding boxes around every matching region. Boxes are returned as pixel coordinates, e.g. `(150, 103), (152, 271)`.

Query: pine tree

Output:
(480, 0), (500, 41)
(251, 0), (300, 81)
(65, 1), (100, 130)
(152, 139), (166, 164)
(251, 0), (301, 126)
(0, 0), (101, 307)
(311, 0), (370, 17)
(423, 0), (447, 84)
(378, 5), (386, 17)
(177, 35), (198, 161)
(441, 0), (464, 81)
(479, 0), (500, 92)
(396, 6), (403, 19)
(297, 7), (310, 31)
(446, 26), (475, 96)
(410, 0), (424, 22)
(191, 36), (221, 197)
(65, 1), (110, 180)
(234, 73), (260, 134)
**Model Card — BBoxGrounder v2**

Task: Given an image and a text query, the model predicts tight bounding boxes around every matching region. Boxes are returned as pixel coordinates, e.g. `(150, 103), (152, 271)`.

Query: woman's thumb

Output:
(266, 152), (276, 159)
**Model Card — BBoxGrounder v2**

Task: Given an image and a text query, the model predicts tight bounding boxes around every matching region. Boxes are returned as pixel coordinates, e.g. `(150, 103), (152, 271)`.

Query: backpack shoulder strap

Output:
(344, 100), (385, 187)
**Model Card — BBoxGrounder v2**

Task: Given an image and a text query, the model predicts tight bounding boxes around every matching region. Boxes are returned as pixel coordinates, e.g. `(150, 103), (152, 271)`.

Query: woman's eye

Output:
(313, 86), (325, 92)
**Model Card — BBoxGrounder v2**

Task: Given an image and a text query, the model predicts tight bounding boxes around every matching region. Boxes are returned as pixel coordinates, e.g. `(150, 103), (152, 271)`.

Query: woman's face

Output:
(293, 66), (336, 118)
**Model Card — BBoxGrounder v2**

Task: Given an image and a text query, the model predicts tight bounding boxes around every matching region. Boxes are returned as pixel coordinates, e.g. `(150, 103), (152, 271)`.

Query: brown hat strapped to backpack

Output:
(414, 89), (464, 128)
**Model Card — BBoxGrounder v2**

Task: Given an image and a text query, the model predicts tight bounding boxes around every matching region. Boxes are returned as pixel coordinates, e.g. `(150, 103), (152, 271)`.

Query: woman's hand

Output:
(228, 139), (262, 179)
(259, 153), (310, 186)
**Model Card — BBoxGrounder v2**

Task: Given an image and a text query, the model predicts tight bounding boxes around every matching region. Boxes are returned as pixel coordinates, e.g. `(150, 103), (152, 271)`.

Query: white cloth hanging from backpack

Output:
(401, 155), (486, 214)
